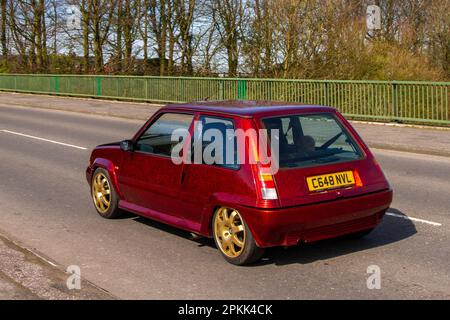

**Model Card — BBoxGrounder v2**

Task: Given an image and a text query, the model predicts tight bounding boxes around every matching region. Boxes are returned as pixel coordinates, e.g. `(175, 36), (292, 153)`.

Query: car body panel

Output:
(118, 152), (185, 217)
(86, 101), (393, 248)
(236, 189), (392, 247)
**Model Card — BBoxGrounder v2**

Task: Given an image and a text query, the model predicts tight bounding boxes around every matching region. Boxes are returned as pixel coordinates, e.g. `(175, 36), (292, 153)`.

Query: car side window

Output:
(136, 113), (194, 157)
(194, 115), (239, 170)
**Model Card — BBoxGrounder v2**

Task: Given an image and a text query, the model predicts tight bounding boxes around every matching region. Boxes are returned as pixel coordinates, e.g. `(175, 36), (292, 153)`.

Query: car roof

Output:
(163, 100), (336, 118)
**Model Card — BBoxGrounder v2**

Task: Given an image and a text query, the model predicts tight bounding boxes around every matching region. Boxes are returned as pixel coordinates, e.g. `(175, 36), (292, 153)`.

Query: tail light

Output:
(257, 164), (278, 200)
(247, 124), (279, 201)
(353, 170), (363, 188)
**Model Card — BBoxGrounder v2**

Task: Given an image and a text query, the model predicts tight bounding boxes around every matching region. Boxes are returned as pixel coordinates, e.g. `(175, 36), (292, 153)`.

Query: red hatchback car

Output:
(86, 101), (393, 265)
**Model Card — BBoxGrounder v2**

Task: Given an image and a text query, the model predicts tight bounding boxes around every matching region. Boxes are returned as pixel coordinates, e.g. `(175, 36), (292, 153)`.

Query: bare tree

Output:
(212, 0), (245, 76)
(137, 0), (151, 67)
(81, 0), (91, 73)
(244, 0), (276, 76)
(149, 0), (168, 75)
(125, 0), (135, 70)
(0, 0), (448, 79)
(1, 0), (7, 59)
(194, 1), (220, 75)
(90, 0), (116, 73)
(114, 0), (138, 72)
(174, 0), (196, 74)
(426, 0), (450, 77)
(8, 0), (48, 72)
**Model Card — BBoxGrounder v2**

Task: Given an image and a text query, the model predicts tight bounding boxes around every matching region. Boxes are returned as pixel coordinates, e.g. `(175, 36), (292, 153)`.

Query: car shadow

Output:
(255, 208), (417, 266)
(132, 216), (216, 248)
(131, 208), (417, 266)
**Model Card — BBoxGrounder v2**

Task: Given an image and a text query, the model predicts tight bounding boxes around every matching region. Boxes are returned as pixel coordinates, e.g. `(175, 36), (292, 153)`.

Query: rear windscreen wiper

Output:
(319, 131), (344, 150)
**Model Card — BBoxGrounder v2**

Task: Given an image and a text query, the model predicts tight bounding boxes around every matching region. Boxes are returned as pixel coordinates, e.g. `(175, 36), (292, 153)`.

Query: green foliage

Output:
(360, 42), (445, 81)
(0, 60), (9, 73)
(47, 54), (83, 74)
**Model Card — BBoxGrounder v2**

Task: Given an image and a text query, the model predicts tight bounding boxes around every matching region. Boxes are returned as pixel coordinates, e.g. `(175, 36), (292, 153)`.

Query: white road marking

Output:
(4, 235), (59, 267)
(386, 212), (442, 227)
(26, 249), (59, 267)
(0, 129), (87, 150)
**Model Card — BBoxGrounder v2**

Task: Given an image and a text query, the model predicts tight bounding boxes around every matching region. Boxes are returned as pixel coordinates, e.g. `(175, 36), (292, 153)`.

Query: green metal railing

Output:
(0, 74), (449, 126)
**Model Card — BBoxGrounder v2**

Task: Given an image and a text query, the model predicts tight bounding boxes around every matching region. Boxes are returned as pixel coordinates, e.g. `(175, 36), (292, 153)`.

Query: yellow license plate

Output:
(307, 171), (355, 192)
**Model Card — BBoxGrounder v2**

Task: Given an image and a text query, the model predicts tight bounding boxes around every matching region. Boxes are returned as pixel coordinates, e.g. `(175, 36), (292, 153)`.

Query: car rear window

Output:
(262, 113), (363, 168)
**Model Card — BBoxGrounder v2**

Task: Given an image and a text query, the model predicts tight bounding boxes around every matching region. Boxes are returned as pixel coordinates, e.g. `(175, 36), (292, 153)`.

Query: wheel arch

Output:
(198, 193), (257, 241)
(91, 158), (124, 199)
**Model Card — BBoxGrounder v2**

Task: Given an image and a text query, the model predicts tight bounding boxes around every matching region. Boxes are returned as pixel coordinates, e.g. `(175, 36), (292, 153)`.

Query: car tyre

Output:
(212, 207), (265, 266)
(91, 168), (123, 219)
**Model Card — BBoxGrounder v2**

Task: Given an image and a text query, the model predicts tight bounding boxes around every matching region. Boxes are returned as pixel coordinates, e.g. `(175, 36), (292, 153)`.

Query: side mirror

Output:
(120, 140), (134, 152)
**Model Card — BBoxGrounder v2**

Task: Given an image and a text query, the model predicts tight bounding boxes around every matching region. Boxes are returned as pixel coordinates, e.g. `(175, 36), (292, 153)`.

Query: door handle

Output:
(181, 171), (186, 184)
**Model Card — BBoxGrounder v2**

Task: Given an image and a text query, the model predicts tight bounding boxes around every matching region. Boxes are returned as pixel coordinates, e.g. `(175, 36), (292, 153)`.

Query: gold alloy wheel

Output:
(91, 172), (111, 214)
(214, 207), (246, 258)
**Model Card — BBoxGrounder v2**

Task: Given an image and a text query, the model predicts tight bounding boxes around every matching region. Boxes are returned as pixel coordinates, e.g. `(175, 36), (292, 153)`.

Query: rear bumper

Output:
(238, 189), (393, 248)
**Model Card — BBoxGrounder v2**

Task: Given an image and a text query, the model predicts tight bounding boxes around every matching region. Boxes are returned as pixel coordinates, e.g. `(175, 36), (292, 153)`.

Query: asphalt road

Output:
(1, 104), (449, 299)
